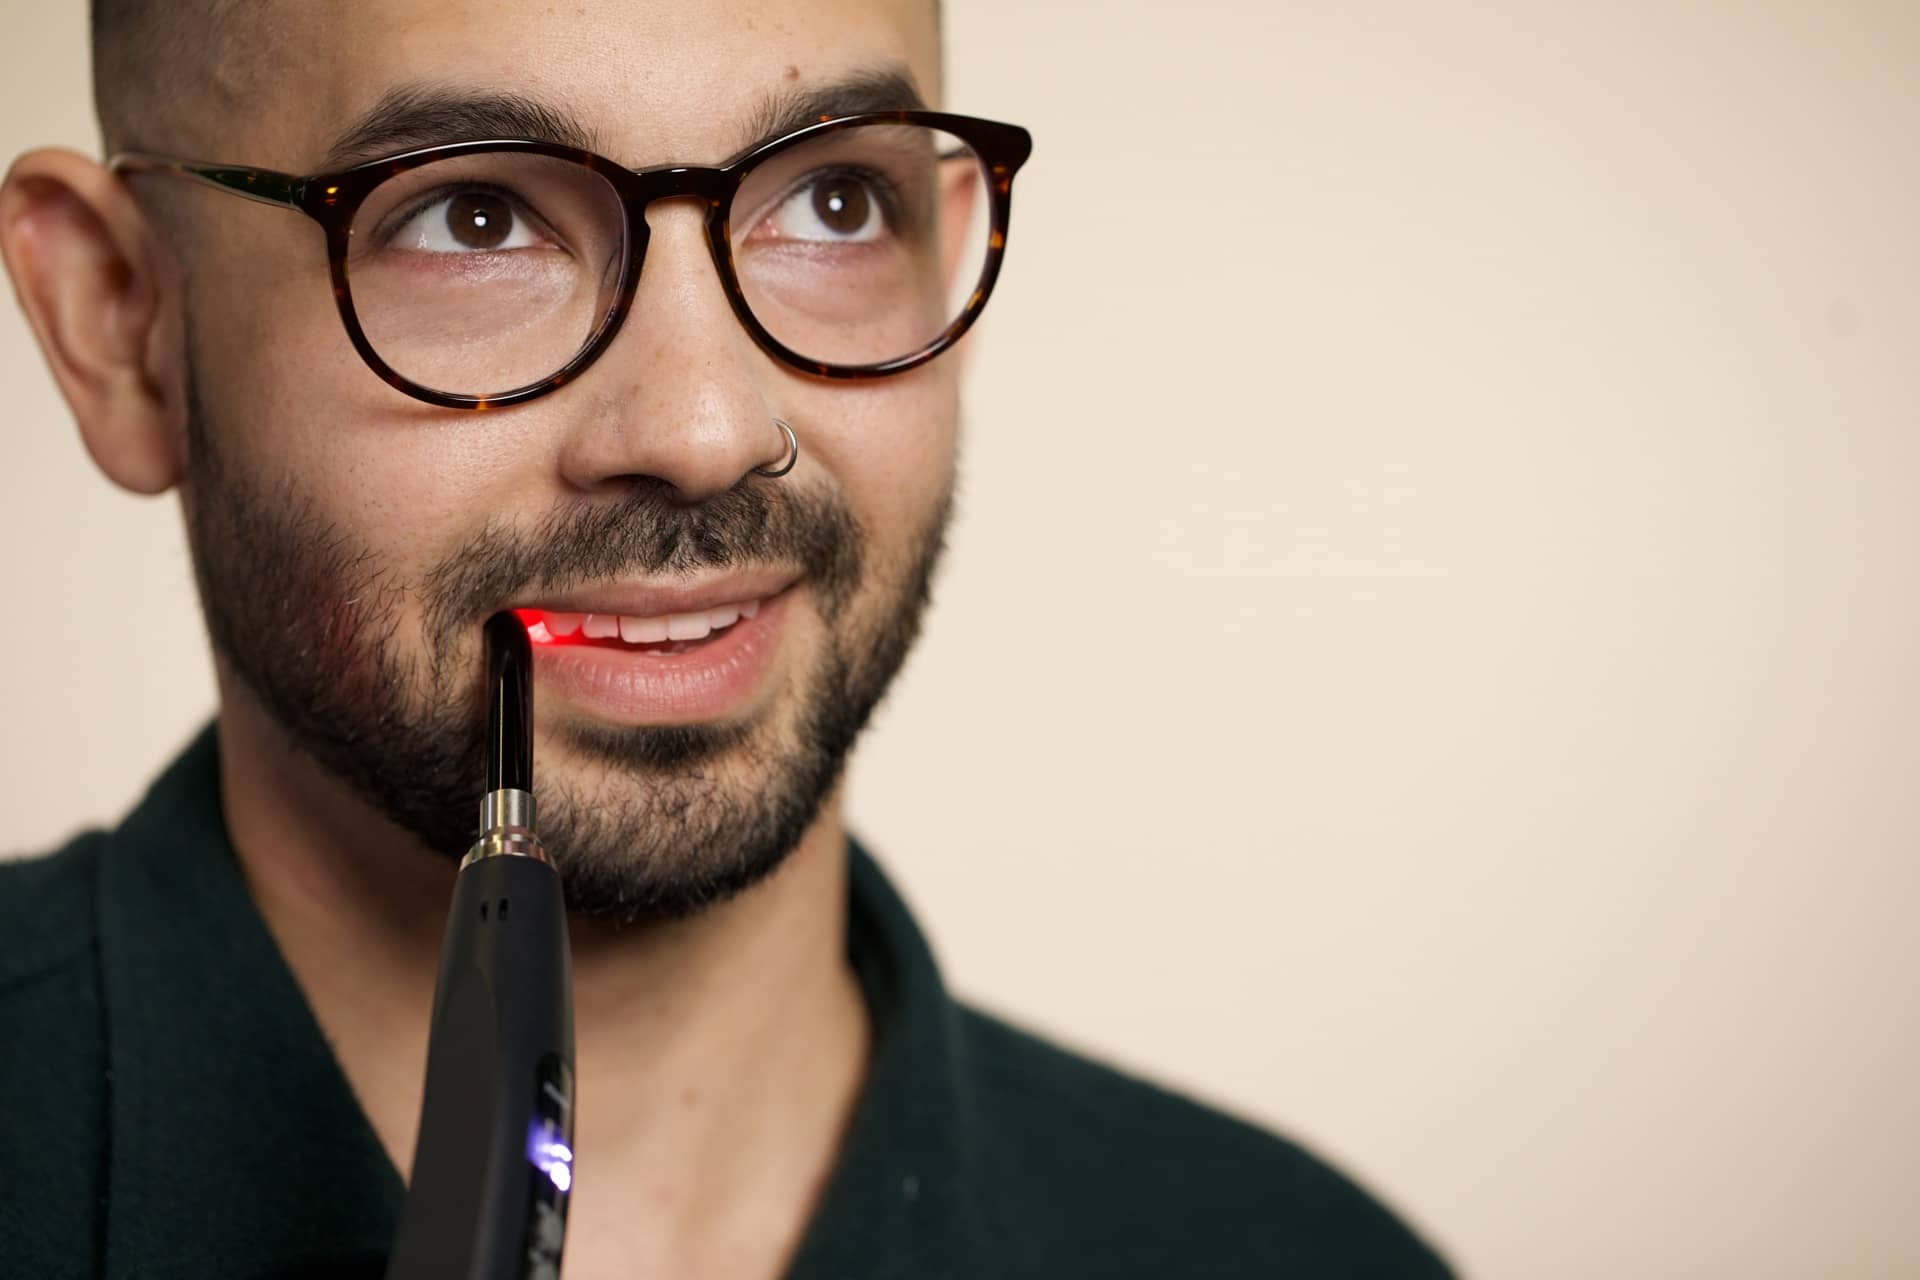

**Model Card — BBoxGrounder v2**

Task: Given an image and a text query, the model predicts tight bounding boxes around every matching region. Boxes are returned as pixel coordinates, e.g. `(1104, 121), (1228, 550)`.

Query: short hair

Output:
(90, 0), (260, 155)
(92, 0), (944, 156)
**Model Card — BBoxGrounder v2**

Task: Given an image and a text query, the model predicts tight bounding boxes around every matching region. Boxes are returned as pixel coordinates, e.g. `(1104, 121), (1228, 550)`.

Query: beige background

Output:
(6, 2), (1919, 1275)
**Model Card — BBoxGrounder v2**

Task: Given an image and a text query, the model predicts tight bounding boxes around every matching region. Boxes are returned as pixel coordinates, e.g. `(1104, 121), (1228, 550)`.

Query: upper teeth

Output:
(545, 599), (761, 643)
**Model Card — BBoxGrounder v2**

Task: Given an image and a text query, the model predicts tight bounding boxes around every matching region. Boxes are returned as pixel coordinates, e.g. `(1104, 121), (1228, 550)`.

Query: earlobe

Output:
(0, 147), (186, 496)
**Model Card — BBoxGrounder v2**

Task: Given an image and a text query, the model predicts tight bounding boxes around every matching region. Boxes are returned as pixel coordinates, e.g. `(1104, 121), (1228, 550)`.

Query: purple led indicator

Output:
(527, 1119), (575, 1195)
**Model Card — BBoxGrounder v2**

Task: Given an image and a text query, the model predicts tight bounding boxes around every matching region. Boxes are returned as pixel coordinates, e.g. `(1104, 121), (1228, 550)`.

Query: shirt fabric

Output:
(0, 728), (1452, 1278)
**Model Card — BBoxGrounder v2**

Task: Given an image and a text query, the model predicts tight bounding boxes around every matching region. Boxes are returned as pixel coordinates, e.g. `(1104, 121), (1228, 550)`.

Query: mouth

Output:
(517, 597), (766, 657)
(505, 575), (799, 726)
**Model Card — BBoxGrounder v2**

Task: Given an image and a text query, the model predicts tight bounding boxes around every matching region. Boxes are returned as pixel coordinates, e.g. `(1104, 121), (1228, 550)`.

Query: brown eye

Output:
(447, 191), (514, 249)
(752, 171), (891, 245)
(810, 180), (872, 235)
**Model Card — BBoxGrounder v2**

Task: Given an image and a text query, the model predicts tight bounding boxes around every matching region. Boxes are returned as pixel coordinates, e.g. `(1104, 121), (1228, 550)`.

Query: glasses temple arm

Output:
(106, 152), (305, 210)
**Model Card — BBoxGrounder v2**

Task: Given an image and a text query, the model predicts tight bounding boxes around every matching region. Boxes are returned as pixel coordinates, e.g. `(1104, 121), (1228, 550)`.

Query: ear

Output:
(0, 148), (187, 495)
(939, 165), (987, 374)
(938, 161), (982, 295)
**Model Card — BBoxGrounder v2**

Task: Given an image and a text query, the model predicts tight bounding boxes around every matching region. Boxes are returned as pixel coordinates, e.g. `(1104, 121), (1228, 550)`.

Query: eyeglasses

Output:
(110, 111), (1033, 410)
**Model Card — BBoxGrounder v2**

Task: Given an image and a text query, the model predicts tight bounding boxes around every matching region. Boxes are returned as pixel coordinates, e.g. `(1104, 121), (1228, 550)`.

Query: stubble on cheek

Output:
(185, 404), (488, 851)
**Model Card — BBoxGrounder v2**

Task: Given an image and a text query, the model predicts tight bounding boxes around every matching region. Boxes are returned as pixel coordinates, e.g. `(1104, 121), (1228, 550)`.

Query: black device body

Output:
(385, 615), (576, 1279)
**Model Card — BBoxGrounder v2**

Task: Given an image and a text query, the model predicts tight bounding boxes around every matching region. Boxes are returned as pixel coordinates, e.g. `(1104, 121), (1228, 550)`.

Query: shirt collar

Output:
(94, 726), (978, 1276)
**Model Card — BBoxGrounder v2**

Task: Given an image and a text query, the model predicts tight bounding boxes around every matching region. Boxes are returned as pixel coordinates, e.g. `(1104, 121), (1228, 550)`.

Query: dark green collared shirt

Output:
(0, 730), (1450, 1278)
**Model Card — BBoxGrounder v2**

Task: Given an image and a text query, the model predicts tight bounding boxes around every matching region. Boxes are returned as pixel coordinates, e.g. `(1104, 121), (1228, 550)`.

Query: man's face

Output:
(178, 0), (957, 919)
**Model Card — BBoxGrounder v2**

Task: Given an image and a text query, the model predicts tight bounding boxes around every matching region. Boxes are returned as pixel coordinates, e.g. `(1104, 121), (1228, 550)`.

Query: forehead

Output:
(248, 0), (941, 169)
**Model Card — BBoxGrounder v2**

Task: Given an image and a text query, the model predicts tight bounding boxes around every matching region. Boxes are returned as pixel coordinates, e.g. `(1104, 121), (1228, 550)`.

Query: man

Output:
(0, 0), (1451, 1274)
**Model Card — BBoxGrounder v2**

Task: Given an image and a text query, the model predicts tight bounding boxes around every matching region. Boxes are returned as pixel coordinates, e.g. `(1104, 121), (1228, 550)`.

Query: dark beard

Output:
(182, 376), (950, 923)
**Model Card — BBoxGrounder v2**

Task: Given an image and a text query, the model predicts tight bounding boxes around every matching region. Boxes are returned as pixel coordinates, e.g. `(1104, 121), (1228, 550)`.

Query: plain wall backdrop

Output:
(5, 2), (1918, 1275)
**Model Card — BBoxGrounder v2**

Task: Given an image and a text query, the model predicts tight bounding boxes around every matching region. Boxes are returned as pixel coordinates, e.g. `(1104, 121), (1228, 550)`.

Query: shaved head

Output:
(90, 0), (276, 154)
(91, 0), (940, 157)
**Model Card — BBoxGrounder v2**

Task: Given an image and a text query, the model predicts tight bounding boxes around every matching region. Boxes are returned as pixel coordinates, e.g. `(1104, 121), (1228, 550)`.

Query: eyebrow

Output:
(736, 66), (929, 158)
(319, 65), (928, 172)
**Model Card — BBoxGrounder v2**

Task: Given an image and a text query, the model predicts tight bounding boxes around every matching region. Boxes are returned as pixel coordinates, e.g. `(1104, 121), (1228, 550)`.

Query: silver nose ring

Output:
(753, 418), (799, 479)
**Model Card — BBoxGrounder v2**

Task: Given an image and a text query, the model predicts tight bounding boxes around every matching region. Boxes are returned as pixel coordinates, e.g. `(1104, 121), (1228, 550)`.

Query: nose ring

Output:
(753, 418), (799, 479)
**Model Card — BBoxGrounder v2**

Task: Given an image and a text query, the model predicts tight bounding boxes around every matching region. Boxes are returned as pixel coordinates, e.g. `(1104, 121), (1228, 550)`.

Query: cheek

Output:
(187, 279), (526, 611)
(787, 364), (958, 564)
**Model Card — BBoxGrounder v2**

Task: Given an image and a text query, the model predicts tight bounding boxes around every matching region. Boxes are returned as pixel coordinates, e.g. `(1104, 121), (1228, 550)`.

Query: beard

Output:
(181, 373), (951, 923)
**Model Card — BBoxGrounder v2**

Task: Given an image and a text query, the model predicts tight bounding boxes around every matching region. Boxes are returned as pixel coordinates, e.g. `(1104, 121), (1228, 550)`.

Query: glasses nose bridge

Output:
(620, 164), (734, 229)
(596, 162), (748, 372)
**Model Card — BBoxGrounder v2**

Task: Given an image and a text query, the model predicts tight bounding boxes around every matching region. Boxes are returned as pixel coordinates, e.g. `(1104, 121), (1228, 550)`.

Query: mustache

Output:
(419, 477), (865, 644)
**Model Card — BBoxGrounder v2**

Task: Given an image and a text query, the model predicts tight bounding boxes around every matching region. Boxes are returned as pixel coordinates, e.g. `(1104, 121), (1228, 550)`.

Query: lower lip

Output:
(523, 590), (794, 725)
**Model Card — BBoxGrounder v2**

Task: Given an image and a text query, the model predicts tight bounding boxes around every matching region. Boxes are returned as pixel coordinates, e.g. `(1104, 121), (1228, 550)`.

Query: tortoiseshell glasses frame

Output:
(108, 111), (1034, 410)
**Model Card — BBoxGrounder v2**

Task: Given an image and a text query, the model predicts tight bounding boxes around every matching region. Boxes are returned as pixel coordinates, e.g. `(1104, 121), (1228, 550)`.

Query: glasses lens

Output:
(345, 152), (627, 399)
(730, 123), (994, 369)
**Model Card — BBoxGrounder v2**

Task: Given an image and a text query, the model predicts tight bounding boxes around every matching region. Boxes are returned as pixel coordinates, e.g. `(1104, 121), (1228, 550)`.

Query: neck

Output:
(213, 689), (871, 1279)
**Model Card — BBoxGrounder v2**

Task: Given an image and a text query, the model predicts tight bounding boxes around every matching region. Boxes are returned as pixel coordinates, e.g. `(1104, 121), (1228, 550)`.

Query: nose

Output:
(551, 200), (785, 502)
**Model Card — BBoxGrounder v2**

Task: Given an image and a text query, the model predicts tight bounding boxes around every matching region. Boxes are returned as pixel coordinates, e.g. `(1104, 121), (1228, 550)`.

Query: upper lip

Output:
(506, 569), (799, 620)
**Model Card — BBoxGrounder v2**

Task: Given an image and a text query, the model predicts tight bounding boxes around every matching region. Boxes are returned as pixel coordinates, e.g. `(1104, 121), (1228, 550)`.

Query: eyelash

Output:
(360, 161), (917, 254)
(764, 165), (908, 232)
(371, 181), (553, 249)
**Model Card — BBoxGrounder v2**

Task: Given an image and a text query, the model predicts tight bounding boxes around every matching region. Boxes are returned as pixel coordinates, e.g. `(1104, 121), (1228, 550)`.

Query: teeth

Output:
(619, 614), (669, 643)
(543, 598), (764, 645)
(665, 612), (713, 641)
